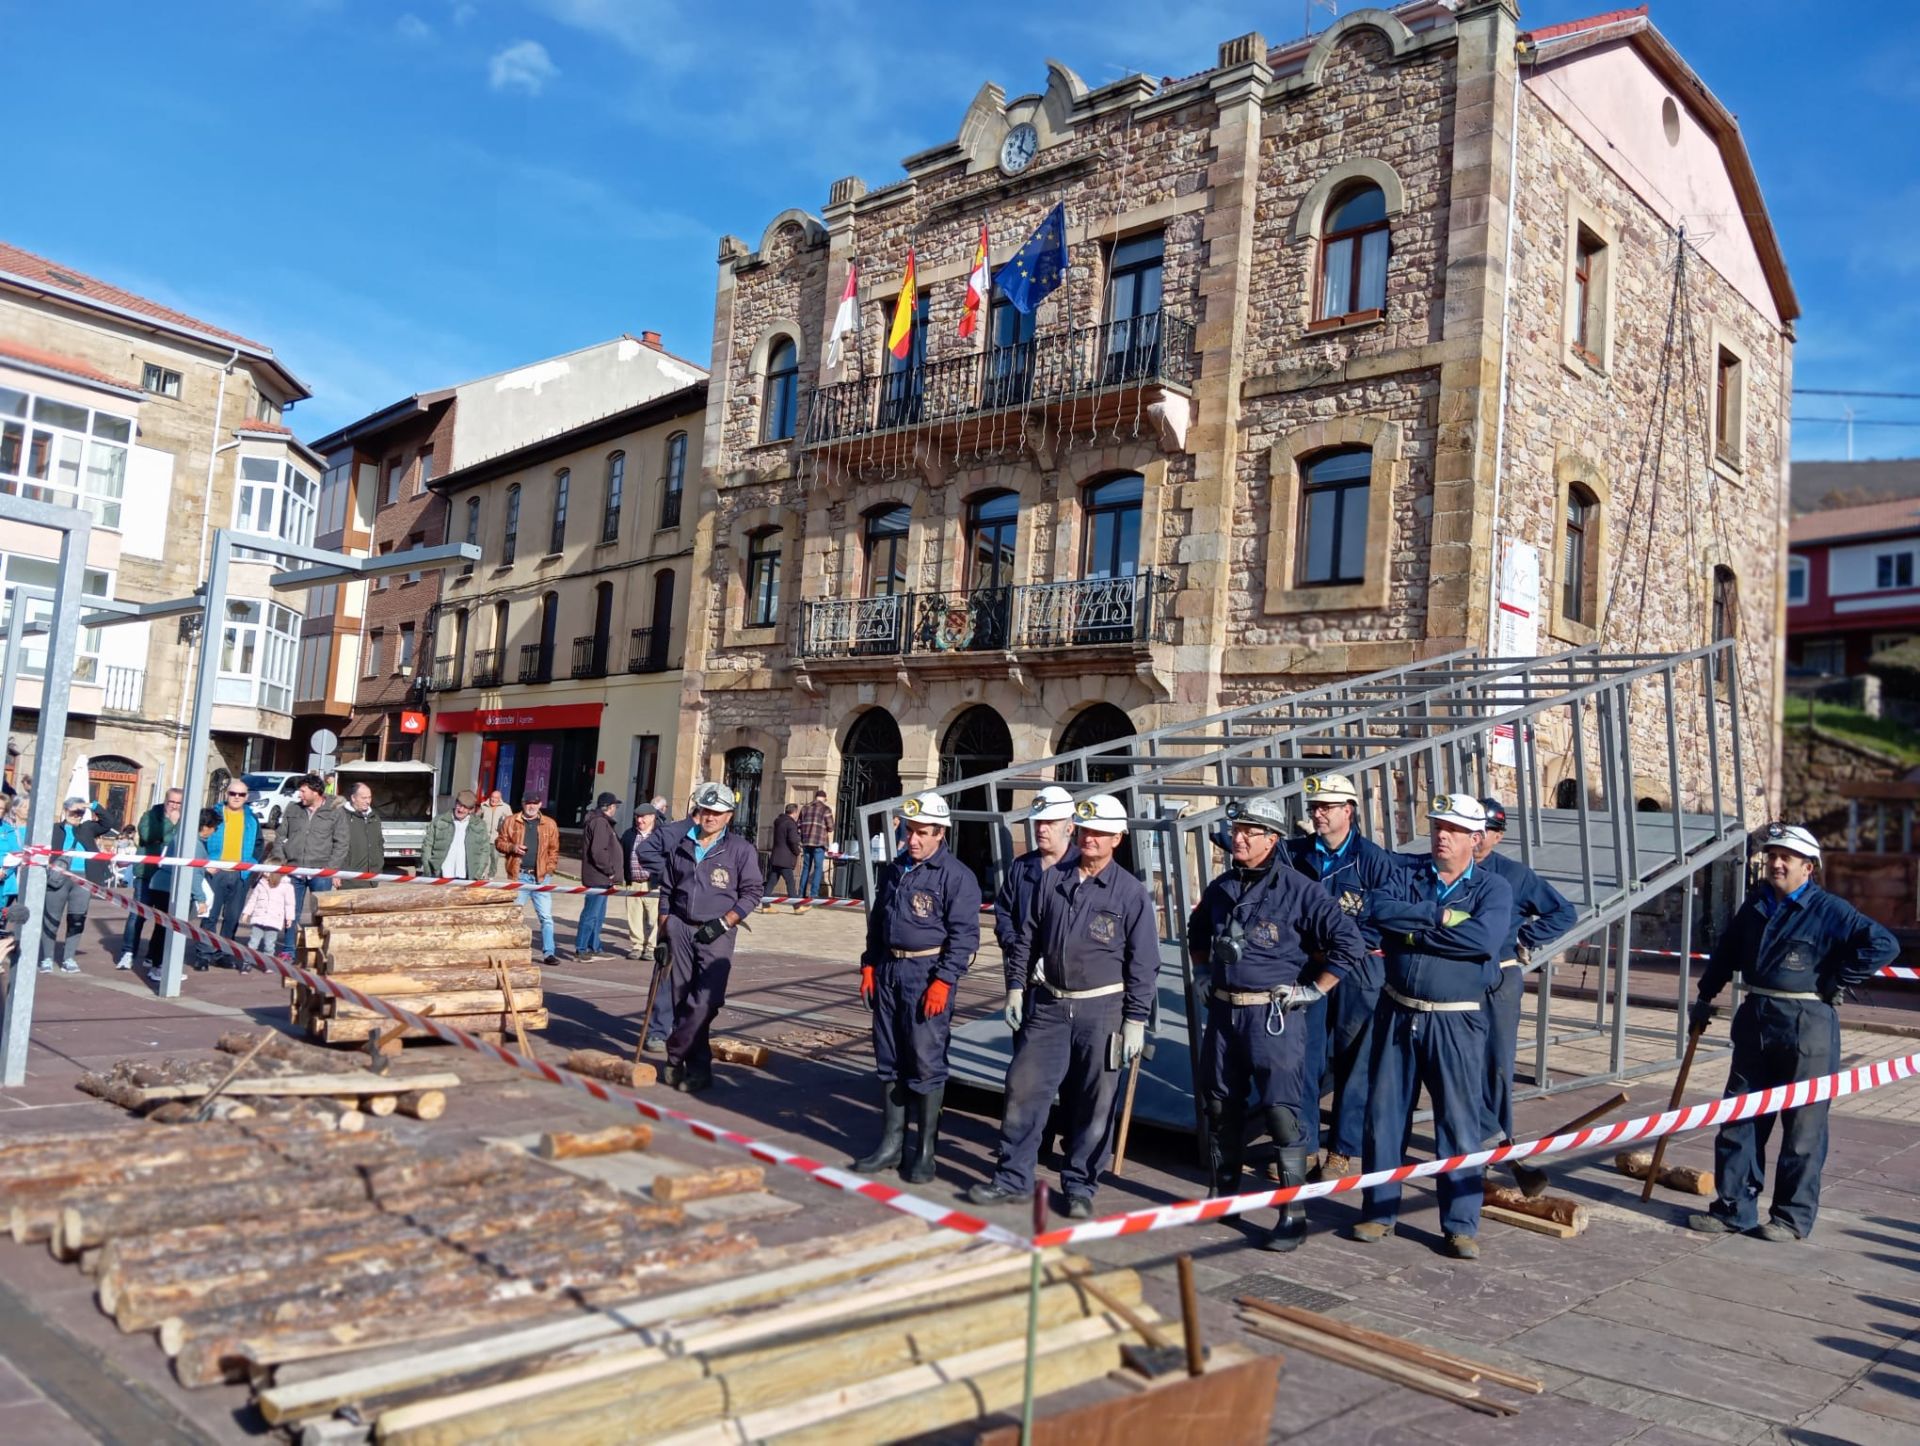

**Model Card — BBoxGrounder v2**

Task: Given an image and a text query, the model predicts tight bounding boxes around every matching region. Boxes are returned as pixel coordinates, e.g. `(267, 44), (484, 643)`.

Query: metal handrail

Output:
(571, 634), (608, 680)
(101, 664), (145, 711)
(797, 572), (1175, 660)
(471, 648), (502, 688)
(628, 626), (671, 674)
(518, 642), (552, 684)
(429, 654), (462, 691)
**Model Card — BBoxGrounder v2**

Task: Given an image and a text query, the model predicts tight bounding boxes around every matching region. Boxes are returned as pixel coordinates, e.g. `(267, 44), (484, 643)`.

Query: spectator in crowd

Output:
(278, 773), (349, 923)
(576, 791), (625, 960)
(621, 804), (659, 961)
(118, 788), (184, 970)
(497, 794), (561, 964)
(768, 802), (801, 903)
(796, 789), (833, 902)
(424, 789), (491, 881)
(200, 781), (263, 969)
(152, 808), (220, 980)
(651, 794), (671, 821)
(240, 852), (298, 965)
(341, 782), (385, 889)
(0, 794), (28, 928)
(39, 795), (109, 973)
(478, 789), (512, 877)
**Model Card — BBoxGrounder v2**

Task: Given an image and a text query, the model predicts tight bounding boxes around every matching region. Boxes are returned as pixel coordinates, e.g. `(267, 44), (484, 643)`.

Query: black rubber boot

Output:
(852, 1082), (908, 1173)
(901, 1084), (945, 1184)
(1262, 1143), (1311, 1253)
(1207, 1097), (1246, 1198)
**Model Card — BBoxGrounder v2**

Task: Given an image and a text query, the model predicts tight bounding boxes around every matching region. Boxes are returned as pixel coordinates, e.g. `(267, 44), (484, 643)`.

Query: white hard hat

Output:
(898, 792), (952, 825)
(1306, 773), (1359, 805)
(1761, 822), (1820, 862)
(1072, 794), (1129, 835)
(1428, 794), (1488, 831)
(1227, 796), (1288, 833)
(691, 782), (737, 813)
(1028, 786), (1075, 823)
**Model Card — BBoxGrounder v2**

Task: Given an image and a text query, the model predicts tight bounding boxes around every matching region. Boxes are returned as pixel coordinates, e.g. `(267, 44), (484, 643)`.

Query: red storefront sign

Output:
(434, 703), (605, 734)
(398, 711), (428, 735)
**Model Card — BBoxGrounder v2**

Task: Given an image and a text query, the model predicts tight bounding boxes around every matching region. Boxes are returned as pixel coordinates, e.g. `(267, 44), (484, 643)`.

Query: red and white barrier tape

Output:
(27, 849), (651, 897)
(62, 873), (1026, 1251)
(1032, 1047), (1920, 1248)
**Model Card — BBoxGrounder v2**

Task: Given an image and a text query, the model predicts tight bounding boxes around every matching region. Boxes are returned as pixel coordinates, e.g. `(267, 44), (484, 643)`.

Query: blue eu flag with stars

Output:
(993, 203), (1068, 315)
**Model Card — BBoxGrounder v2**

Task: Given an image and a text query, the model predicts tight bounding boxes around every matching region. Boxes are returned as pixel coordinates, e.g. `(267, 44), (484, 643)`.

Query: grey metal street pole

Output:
(0, 585), (36, 772)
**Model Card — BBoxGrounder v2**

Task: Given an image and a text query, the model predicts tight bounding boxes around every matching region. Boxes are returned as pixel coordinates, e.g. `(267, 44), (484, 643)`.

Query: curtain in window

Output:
(1356, 230), (1389, 312)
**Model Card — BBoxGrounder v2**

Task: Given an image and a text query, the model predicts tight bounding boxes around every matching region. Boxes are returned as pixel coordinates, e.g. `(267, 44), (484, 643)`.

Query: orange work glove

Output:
(859, 964), (877, 1010)
(921, 978), (952, 1019)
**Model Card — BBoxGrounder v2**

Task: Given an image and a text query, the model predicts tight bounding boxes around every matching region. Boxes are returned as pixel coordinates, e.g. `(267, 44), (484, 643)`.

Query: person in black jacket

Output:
(41, 795), (108, 973)
(767, 803), (801, 901)
(576, 791), (625, 960)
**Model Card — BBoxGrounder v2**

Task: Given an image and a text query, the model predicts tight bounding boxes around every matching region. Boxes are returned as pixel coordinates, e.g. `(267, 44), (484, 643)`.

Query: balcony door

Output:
(1103, 233), (1163, 384)
(591, 581), (613, 675)
(649, 569), (674, 670)
(1078, 474), (1144, 645)
(877, 294), (928, 428)
(537, 592), (557, 680)
(857, 505), (910, 655)
(961, 490), (1017, 650)
(984, 288), (1037, 408)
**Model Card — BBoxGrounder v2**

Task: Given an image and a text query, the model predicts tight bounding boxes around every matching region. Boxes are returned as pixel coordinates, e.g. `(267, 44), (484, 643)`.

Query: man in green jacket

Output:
(424, 790), (492, 881)
(341, 782), (386, 890)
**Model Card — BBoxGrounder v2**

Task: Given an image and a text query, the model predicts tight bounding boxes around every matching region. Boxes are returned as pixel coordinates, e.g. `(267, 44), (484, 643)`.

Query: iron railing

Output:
(797, 572), (1174, 661)
(659, 484), (682, 531)
(429, 654), (462, 691)
(101, 664), (144, 711)
(518, 643), (552, 685)
(571, 634), (609, 680)
(471, 648), (502, 689)
(628, 626), (672, 674)
(803, 312), (1194, 447)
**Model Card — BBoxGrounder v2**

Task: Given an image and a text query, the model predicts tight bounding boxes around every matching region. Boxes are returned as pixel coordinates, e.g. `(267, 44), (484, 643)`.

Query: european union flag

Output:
(993, 202), (1068, 315)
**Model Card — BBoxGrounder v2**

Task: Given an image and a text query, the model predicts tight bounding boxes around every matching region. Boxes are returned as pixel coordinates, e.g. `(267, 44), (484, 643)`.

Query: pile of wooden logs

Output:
(291, 887), (548, 1047)
(0, 1119), (1158, 1443)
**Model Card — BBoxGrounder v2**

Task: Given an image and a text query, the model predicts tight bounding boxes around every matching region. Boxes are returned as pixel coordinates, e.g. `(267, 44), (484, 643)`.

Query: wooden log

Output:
(561, 1050), (655, 1089)
(650, 1165), (765, 1204)
(314, 1010), (547, 1043)
(315, 932), (535, 968)
(395, 1090), (446, 1121)
(1481, 1184), (1589, 1234)
(1615, 1150), (1714, 1196)
(708, 1038), (769, 1068)
(61, 1174), (377, 1253)
(363, 1094), (399, 1118)
(108, 1071), (461, 1104)
(98, 1204), (393, 1279)
(145, 1099), (257, 1124)
(363, 1147), (529, 1199)
(315, 888), (522, 917)
(277, 966), (542, 995)
(326, 991), (534, 1020)
(536, 1126), (652, 1160)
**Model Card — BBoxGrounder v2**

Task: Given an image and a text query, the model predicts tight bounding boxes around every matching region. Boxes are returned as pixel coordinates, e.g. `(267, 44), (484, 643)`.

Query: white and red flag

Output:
(826, 262), (858, 369)
(959, 222), (990, 339)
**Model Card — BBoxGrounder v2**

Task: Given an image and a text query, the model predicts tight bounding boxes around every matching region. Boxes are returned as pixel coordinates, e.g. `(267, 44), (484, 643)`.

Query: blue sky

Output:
(4, 1), (1916, 457)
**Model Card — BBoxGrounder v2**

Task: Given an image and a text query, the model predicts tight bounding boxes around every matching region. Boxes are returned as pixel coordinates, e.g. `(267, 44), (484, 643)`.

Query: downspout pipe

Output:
(1484, 37), (1526, 655)
(170, 347), (240, 793)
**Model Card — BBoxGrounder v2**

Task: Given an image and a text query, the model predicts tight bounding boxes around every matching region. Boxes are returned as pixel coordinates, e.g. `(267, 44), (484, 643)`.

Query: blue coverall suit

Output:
(1477, 848), (1576, 1144)
(1361, 861), (1512, 1239)
(989, 857), (1159, 1205)
(864, 845), (981, 1094)
(639, 817), (694, 1043)
(637, 824), (764, 1078)
(1187, 860), (1366, 1193)
(1285, 830), (1407, 1159)
(1698, 880), (1897, 1237)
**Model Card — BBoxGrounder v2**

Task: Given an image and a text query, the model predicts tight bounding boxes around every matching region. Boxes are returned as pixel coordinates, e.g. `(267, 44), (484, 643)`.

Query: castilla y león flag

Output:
(959, 223), (990, 338)
(826, 262), (858, 369)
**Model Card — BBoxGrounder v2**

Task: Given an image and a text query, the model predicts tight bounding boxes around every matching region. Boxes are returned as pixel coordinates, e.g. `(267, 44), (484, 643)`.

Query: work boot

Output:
(901, 1084), (945, 1184)
(1444, 1234), (1481, 1261)
(1063, 1195), (1095, 1220)
(1346, 1220), (1394, 1244)
(1686, 1212), (1737, 1234)
(1207, 1098), (1246, 1198)
(677, 1064), (713, 1095)
(1316, 1152), (1359, 1182)
(1756, 1219), (1800, 1243)
(966, 1181), (1031, 1206)
(1262, 1144), (1311, 1253)
(852, 1082), (908, 1173)
(660, 1060), (685, 1089)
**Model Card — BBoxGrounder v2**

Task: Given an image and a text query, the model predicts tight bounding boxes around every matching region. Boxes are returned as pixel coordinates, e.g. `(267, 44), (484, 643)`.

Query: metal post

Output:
(1570, 696), (1597, 909)
(1675, 872), (1695, 1054)
(159, 532), (233, 998)
(0, 587), (34, 767)
(1, 506), (91, 1087)
(1663, 670), (1685, 869)
(1613, 911), (1634, 1075)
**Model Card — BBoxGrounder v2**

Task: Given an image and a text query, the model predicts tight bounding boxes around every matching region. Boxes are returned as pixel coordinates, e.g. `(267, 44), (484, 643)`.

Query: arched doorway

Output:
(88, 755), (141, 832)
(837, 709), (902, 895)
(1056, 703), (1138, 871)
(938, 705), (1014, 891)
(724, 747), (764, 847)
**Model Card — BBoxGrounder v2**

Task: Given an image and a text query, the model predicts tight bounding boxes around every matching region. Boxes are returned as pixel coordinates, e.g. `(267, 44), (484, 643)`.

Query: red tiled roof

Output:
(234, 417), (293, 435)
(0, 239), (268, 352)
(0, 337), (135, 393)
(1526, 6), (1648, 44)
(1790, 499), (1920, 546)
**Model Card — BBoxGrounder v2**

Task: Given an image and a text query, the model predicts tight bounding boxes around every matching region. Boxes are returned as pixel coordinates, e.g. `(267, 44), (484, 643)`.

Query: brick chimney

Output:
(640, 330), (663, 350)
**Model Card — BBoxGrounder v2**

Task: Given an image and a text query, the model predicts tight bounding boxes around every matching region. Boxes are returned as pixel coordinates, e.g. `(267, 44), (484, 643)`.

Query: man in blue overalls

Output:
(1285, 773), (1408, 1179)
(995, 786), (1078, 1163)
(1351, 794), (1512, 1259)
(635, 781), (764, 1093)
(1473, 798), (1577, 1148)
(1188, 795), (1366, 1250)
(969, 794), (1159, 1219)
(1686, 823), (1897, 1241)
(853, 792), (981, 1184)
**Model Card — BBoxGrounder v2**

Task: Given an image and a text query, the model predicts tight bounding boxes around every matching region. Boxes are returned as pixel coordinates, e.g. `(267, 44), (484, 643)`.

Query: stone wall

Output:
(1779, 726), (1913, 849)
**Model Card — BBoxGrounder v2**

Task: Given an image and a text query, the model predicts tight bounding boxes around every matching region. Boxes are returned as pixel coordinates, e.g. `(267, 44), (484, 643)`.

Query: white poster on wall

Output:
(1491, 538), (1540, 767)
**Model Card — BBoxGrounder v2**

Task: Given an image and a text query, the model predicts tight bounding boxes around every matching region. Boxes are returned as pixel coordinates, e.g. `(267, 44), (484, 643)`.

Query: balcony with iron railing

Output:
(429, 654), (463, 692)
(518, 643), (552, 685)
(801, 312), (1194, 467)
(796, 572), (1174, 663)
(628, 626), (673, 674)
(471, 648), (503, 689)
(571, 634), (610, 680)
(102, 664), (145, 713)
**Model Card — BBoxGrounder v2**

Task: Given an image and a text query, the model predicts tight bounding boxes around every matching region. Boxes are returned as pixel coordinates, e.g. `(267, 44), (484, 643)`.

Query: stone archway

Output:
(938, 704), (1014, 892)
(837, 709), (903, 892)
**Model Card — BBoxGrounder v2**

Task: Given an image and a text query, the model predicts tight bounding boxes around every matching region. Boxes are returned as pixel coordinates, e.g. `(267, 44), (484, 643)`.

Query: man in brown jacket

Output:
(497, 793), (562, 963)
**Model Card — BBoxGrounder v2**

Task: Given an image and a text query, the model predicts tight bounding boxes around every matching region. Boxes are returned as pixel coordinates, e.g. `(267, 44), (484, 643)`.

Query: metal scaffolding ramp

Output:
(855, 642), (1754, 1146)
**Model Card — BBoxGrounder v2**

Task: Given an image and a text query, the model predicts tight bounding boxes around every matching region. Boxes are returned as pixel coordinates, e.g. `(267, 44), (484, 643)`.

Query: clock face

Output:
(999, 122), (1039, 176)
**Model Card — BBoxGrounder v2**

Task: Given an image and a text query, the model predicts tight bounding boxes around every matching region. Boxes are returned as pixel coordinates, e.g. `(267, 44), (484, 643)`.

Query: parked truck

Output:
(335, 762), (437, 868)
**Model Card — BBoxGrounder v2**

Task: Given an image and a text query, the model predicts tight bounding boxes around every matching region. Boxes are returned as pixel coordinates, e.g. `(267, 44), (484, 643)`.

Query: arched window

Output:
(1712, 565), (1738, 642)
(462, 496), (480, 576)
(549, 468), (570, 554)
(660, 432), (686, 529)
(1563, 484), (1597, 624)
(1082, 474), (1143, 580)
(938, 705), (1015, 891)
(1297, 447), (1371, 587)
(746, 527), (782, 629)
(764, 339), (799, 442)
(601, 451), (624, 543)
(966, 490), (1019, 592)
(502, 483), (520, 564)
(1318, 182), (1389, 322)
(864, 504), (911, 597)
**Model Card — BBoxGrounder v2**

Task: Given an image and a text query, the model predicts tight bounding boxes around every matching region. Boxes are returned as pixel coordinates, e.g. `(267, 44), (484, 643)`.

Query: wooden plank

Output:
(1482, 1204), (1581, 1239)
(1236, 1314), (1512, 1416)
(651, 1166), (765, 1204)
(976, 1355), (1281, 1446)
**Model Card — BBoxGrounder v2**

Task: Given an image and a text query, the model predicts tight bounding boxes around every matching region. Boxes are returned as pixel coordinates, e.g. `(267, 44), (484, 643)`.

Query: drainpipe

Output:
(171, 348), (241, 793)
(1484, 39), (1526, 654)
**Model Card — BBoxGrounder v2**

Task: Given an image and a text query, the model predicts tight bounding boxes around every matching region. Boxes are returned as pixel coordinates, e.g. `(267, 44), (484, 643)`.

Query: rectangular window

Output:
(0, 385), (130, 529)
(364, 629), (382, 677)
(1787, 556), (1808, 606)
(383, 456), (403, 506)
(438, 734), (459, 797)
(355, 462), (378, 530)
(1571, 227), (1607, 368)
(415, 446), (434, 493)
(1876, 553), (1914, 590)
(0, 555), (109, 683)
(1801, 640), (1845, 675)
(1297, 450), (1371, 588)
(374, 541), (392, 590)
(632, 734), (660, 805)
(503, 486), (520, 564)
(1873, 632), (1913, 655)
(550, 470), (569, 554)
(660, 437), (686, 530)
(1714, 347), (1743, 465)
(141, 363), (182, 399)
(217, 599), (299, 711)
(404, 531), (424, 584)
(601, 453), (624, 543)
(462, 498), (480, 576)
(746, 530), (782, 628)
(398, 622), (416, 672)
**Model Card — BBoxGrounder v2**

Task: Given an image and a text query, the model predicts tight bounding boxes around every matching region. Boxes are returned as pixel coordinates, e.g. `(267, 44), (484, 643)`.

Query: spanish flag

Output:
(887, 247), (917, 360)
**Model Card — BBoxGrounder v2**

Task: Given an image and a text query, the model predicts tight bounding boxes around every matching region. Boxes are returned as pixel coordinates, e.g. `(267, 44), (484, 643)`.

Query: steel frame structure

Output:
(856, 642), (1754, 1154)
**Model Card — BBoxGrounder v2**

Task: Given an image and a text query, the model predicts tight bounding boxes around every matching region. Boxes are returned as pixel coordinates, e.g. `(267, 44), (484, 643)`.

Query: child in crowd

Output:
(240, 853), (297, 968)
(144, 810), (223, 983)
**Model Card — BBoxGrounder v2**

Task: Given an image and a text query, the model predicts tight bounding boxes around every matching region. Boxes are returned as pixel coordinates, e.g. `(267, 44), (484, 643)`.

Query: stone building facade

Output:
(0, 241), (318, 817)
(680, 0), (1795, 868)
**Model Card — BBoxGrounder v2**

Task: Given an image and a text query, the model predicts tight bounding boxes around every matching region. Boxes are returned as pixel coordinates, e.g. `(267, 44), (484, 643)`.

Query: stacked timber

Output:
(292, 886), (547, 1047)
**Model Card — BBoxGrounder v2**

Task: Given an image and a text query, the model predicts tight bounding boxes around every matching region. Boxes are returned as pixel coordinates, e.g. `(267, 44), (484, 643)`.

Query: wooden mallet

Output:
(1508, 1090), (1629, 1198)
(1642, 1021), (1709, 1202)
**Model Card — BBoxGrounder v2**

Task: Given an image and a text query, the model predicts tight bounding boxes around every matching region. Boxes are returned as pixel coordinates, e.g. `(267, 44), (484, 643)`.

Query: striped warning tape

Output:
(57, 872), (1028, 1251)
(23, 849), (652, 897)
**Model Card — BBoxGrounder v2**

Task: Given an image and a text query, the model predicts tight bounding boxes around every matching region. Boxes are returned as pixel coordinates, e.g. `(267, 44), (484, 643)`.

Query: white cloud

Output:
(489, 39), (559, 96)
(451, 1), (477, 23)
(396, 12), (433, 41)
